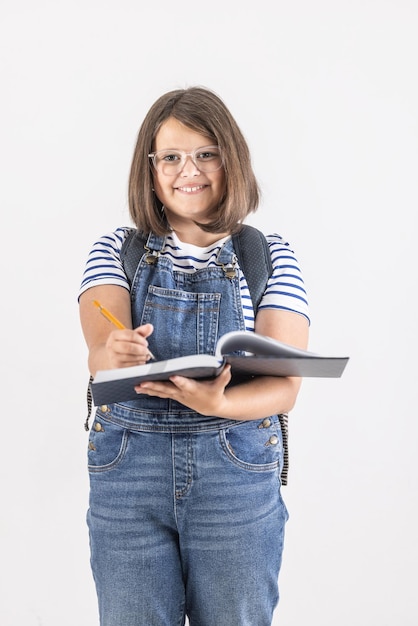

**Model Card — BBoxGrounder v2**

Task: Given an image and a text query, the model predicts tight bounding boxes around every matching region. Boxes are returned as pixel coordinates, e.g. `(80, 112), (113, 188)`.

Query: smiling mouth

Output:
(176, 185), (206, 193)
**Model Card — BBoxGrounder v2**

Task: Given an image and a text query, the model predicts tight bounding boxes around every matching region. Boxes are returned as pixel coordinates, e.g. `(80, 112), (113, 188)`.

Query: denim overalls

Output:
(87, 234), (288, 626)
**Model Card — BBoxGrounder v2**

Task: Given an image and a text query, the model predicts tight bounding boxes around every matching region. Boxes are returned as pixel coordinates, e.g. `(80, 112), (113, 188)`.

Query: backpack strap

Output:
(231, 225), (273, 312)
(119, 228), (146, 283)
(120, 224), (273, 312)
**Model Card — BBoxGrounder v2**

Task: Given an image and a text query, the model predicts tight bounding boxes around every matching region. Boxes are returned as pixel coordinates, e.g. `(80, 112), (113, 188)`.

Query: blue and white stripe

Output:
(79, 227), (310, 330)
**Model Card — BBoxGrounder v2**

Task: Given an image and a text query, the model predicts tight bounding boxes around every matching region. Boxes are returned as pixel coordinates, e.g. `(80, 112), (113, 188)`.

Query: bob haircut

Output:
(128, 86), (260, 235)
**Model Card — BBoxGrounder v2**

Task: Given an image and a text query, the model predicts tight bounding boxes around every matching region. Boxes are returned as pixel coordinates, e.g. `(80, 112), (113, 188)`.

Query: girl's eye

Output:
(197, 150), (219, 161)
(161, 152), (181, 163)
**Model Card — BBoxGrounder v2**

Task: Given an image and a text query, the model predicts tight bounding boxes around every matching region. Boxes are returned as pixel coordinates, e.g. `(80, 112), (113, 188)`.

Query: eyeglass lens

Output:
(151, 146), (222, 175)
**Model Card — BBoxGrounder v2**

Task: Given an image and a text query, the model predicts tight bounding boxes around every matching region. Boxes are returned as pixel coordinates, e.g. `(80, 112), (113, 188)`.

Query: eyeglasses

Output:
(148, 145), (223, 176)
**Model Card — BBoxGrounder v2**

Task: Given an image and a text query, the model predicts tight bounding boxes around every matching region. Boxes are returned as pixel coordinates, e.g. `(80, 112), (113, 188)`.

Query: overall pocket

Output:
(219, 417), (284, 472)
(87, 411), (129, 473)
(140, 285), (221, 360)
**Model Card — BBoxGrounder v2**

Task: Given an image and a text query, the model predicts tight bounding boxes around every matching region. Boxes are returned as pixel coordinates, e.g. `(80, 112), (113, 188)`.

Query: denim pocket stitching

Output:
(88, 425), (129, 473)
(219, 426), (281, 473)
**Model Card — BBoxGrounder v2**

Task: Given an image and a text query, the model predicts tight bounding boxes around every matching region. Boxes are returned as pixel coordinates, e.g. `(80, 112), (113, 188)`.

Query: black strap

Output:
(119, 228), (146, 287)
(231, 225), (273, 312)
(84, 375), (94, 431)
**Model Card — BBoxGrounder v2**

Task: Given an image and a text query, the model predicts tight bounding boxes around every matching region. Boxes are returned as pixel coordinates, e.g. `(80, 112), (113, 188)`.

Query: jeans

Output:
(87, 408), (288, 626)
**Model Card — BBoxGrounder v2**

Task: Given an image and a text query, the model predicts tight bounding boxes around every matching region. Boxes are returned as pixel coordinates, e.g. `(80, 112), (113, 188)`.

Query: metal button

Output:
(268, 434), (279, 446)
(94, 422), (103, 432)
(88, 441), (96, 451)
(100, 405), (109, 412)
(259, 418), (272, 429)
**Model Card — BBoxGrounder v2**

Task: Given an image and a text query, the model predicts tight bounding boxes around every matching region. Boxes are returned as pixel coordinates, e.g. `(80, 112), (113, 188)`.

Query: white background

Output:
(1, 1), (417, 624)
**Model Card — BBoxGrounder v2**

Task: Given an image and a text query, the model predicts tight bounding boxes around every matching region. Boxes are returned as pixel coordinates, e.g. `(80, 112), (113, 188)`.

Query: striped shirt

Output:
(79, 227), (310, 329)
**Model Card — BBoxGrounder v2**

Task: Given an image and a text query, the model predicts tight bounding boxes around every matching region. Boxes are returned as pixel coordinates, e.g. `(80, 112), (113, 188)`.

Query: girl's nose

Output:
(180, 155), (201, 176)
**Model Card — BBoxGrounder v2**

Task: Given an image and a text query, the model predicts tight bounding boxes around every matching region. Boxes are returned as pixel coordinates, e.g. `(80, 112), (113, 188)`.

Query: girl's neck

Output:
(171, 224), (229, 247)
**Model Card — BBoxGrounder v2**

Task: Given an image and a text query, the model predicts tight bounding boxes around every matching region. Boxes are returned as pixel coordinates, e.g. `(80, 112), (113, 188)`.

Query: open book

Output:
(90, 330), (349, 406)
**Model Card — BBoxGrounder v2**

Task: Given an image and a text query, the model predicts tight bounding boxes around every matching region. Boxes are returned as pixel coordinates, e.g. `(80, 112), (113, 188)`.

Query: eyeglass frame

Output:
(148, 145), (223, 176)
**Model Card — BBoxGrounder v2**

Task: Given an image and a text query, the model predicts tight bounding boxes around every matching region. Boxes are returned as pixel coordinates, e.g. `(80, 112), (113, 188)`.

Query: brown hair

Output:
(128, 86), (260, 235)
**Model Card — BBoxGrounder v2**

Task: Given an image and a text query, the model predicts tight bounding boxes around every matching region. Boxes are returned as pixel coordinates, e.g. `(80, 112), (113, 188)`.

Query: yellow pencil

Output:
(93, 299), (126, 329)
(93, 300), (156, 360)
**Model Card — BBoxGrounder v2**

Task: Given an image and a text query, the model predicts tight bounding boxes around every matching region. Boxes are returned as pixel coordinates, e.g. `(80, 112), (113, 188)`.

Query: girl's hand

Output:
(106, 323), (154, 369)
(135, 365), (232, 416)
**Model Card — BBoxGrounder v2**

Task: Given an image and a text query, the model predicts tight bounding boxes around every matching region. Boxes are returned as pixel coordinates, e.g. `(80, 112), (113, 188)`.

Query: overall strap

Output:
(120, 225), (273, 311)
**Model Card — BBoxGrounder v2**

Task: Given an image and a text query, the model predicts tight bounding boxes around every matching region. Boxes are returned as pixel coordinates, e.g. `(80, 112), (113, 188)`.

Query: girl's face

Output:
(151, 117), (226, 233)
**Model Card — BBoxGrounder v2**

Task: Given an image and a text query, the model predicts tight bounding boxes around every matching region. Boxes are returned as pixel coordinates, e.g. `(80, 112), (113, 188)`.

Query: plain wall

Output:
(1, 1), (417, 624)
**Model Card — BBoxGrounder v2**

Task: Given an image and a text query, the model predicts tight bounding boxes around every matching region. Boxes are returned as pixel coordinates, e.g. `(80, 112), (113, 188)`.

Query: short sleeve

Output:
(78, 227), (132, 299)
(258, 234), (310, 324)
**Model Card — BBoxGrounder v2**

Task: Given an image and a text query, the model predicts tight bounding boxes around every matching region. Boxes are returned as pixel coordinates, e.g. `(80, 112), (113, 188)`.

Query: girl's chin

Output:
(164, 207), (215, 223)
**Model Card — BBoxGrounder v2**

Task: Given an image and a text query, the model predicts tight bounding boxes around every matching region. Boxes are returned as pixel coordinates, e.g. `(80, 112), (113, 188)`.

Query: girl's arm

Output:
(79, 284), (154, 375)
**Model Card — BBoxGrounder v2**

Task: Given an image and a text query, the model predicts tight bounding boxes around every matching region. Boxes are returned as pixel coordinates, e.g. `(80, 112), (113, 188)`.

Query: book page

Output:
(216, 331), (319, 358)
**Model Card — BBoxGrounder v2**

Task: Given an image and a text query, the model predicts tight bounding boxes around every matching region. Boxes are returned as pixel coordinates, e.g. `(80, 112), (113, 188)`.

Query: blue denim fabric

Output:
(87, 235), (289, 625)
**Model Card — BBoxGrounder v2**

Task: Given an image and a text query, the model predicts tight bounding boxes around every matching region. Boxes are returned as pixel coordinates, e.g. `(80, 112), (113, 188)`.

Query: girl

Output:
(79, 86), (309, 626)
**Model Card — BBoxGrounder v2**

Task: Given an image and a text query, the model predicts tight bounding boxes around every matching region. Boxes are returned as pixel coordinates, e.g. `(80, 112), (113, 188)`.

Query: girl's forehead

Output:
(155, 118), (212, 150)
